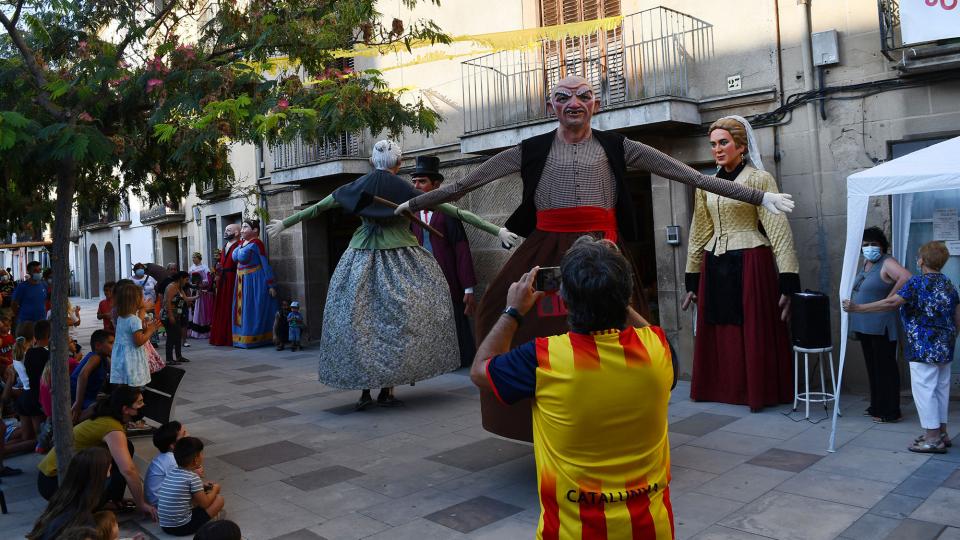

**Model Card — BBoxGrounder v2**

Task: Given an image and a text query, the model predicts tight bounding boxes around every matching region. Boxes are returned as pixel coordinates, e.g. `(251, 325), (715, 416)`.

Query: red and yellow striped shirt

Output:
(488, 326), (675, 539)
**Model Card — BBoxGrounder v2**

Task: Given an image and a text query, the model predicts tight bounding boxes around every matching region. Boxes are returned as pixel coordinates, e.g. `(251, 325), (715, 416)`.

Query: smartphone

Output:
(145, 312), (155, 322)
(535, 266), (562, 292)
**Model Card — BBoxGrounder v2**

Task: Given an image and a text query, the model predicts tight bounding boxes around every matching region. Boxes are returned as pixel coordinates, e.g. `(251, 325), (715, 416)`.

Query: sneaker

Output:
(183, 342), (190, 348)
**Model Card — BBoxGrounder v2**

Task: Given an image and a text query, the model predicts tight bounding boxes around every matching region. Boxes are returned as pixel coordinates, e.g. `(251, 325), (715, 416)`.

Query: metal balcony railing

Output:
(461, 6), (713, 134)
(140, 201), (185, 223)
(270, 131), (364, 172)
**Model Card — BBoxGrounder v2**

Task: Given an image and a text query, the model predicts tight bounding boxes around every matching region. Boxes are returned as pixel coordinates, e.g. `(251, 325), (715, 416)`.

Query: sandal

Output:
(914, 433), (953, 447)
(908, 439), (947, 454)
(873, 416), (903, 424)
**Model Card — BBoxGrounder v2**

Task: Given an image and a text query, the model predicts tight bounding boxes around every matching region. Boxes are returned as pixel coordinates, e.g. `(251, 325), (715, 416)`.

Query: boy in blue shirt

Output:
(145, 421), (188, 506)
(287, 301), (304, 351)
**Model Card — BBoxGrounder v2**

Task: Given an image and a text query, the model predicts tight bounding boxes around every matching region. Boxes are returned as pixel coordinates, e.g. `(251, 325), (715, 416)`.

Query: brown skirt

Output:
(475, 229), (649, 441)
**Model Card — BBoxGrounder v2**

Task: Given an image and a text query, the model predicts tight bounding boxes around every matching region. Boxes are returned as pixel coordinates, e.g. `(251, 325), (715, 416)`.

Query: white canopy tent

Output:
(830, 136), (960, 451)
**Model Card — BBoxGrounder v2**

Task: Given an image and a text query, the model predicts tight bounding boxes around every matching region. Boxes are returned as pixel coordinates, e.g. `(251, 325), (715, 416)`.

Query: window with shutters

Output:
(540, 0), (624, 104)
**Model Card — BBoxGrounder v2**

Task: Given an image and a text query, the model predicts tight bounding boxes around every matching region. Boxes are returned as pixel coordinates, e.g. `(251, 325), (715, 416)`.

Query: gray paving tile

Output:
(237, 363), (277, 373)
(217, 440), (316, 471)
(944, 469), (960, 490)
(323, 402), (362, 415)
(231, 374), (282, 385)
(221, 406), (299, 427)
(939, 527), (960, 540)
(175, 396), (193, 405)
(895, 475), (941, 498)
(687, 429), (781, 457)
(270, 530), (328, 540)
(695, 463), (793, 503)
(425, 438), (532, 472)
(913, 459), (959, 481)
(423, 496), (523, 533)
(747, 448), (822, 473)
(884, 518), (945, 540)
(840, 513), (902, 540)
(910, 487), (960, 527)
(670, 412), (742, 437)
(243, 388), (283, 399)
(672, 491), (744, 525)
(691, 526), (779, 539)
(308, 512), (390, 539)
(777, 469), (895, 508)
(192, 404), (233, 416)
(283, 465), (365, 491)
(812, 445), (930, 484)
(719, 491), (866, 540)
(669, 465), (720, 493)
(870, 493), (925, 519)
(671, 445), (750, 474)
(447, 385), (479, 396)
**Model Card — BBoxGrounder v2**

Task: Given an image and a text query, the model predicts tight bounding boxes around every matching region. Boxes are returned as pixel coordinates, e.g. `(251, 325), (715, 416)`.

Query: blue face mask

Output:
(135, 269), (145, 277)
(861, 246), (882, 262)
(31, 272), (43, 281)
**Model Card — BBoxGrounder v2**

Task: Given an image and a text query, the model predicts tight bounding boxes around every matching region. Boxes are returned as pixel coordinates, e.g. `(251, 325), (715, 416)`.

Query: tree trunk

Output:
(50, 159), (77, 482)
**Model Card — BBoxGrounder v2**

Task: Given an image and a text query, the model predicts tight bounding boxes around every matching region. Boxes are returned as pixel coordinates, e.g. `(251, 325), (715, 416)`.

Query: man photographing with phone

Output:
(470, 236), (677, 538)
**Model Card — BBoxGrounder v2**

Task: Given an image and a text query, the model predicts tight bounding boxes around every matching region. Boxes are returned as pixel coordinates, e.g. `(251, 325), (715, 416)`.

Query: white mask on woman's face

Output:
(861, 246), (882, 262)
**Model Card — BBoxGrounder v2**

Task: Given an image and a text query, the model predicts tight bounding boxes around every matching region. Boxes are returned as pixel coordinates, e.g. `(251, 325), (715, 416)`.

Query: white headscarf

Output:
(370, 139), (402, 170)
(720, 115), (764, 172)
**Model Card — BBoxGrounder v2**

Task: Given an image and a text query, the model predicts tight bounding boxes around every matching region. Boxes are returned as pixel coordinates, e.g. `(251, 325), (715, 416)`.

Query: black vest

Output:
(505, 129), (638, 241)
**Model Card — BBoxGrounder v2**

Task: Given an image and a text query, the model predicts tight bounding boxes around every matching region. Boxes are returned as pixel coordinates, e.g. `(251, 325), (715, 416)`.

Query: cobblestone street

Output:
(2, 297), (957, 539)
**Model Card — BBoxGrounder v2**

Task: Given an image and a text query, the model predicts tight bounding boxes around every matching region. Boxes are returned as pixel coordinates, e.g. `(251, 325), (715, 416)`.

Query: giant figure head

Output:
(546, 76), (600, 130)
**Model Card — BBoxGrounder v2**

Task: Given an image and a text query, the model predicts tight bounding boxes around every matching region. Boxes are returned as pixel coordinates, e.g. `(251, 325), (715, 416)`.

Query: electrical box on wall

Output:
(812, 30), (840, 66)
(666, 225), (681, 245)
(726, 74), (742, 92)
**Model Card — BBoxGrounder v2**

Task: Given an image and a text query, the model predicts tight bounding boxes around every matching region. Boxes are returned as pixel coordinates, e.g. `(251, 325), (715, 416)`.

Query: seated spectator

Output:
(27, 447), (111, 540)
(58, 528), (99, 540)
(16, 320), (50, 444)
(471, 236), (677, 538)
(2, 321), (33, 425)
(193, 520), (242, 540)
(37, 386), (157, 521)
(94, 511), (119, 540)
(1, 416), (24, 476)
(71, 330), (115, 423)
(158, 437), (224, 536)
(145, 421), (189, 506)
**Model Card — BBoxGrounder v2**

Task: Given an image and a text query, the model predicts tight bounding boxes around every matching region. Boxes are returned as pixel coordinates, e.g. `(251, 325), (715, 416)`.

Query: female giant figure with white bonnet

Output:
(682, 116), (800, 412)
(267, 140), (517, 409)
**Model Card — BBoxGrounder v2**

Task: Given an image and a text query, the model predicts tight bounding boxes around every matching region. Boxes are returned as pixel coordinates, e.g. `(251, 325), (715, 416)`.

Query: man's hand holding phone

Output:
(506, 267), (547, 317)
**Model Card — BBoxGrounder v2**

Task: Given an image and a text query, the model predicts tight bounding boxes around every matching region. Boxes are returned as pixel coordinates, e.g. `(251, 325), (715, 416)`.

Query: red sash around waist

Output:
(536, 206), (618, 243)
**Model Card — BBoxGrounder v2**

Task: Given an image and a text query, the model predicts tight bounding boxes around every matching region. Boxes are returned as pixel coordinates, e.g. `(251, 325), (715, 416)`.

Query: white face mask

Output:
(861, 246), (882, 262)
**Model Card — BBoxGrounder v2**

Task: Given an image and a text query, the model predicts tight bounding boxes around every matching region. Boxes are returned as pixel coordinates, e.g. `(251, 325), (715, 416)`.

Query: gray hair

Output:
(559, 235), (633, 333)
(370, 139), (402, 170)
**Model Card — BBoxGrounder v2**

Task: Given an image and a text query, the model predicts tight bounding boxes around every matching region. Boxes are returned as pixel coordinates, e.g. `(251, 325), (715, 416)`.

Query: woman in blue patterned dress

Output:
(844, 241), (960, 453)
(231, 220), (278, 348)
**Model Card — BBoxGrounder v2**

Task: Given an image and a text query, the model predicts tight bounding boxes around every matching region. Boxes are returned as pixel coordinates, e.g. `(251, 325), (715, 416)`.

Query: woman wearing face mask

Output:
(849, 227), (911, 423)
(131, 263), (158, 305)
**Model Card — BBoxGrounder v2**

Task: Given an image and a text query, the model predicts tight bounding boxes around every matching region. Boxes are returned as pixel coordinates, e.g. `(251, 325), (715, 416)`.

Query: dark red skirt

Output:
(690, 246), (793, 409)
(476, 228), (649, 441)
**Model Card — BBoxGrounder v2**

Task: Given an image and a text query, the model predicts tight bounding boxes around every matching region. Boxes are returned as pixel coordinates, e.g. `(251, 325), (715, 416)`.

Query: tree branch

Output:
(116, 0), (179, 59)
(11, 0), (24, 26)
(0, 10), (66, 120)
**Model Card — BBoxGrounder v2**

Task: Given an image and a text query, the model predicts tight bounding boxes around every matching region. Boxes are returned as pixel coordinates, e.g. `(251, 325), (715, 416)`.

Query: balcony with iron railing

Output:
(268, 131), (371, 184)
(878, 0), (960, 72)
(140, 201), (186, 225)
(199, 179), (231, 201)
(78, 194), (131, 231)
(460, 6), (712, 153)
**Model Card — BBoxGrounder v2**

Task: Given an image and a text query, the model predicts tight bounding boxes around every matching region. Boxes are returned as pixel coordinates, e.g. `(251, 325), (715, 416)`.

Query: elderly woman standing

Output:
(267, 140), (516, 409)
(849, 227), (912, 423)
(844, 241), (959, 453)
(683, 116), (800, 412)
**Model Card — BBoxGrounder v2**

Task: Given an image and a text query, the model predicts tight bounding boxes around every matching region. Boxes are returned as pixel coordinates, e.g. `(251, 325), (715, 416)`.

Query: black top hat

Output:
(411, 155), (443, 182)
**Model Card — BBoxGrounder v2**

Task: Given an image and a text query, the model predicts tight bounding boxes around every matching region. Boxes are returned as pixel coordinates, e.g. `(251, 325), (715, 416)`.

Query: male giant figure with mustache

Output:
(398, 76), (795, 440)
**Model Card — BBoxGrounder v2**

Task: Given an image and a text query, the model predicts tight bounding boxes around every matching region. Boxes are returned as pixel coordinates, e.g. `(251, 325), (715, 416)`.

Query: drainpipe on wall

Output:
(797, 0), (831, 294)
(258, 182), (269, 253)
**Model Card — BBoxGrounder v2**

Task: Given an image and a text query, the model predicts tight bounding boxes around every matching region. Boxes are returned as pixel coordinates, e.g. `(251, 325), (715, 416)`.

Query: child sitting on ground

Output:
(93, 509), (147, 540)
(287, 301), (304, 352)
(71, 330), (115, 423)
(144, 421), (188, 506)
(158, 437), (224, 536)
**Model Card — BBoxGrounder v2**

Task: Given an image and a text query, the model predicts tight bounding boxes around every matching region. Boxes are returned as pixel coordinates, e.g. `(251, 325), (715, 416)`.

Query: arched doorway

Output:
(104, 242), (116, 284)
(89, 244), (100, 297)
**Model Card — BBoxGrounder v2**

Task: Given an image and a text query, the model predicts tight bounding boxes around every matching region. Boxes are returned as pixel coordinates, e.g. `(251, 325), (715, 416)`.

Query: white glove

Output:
(498, 227), (519, 249)
(266, 219), (286, 239)
(394, 200), (411, 216)
(761, 192), (794, 215)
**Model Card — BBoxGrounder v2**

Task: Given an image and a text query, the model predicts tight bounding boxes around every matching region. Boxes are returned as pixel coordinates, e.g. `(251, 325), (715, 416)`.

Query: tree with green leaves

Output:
(0, 0), (446, 484)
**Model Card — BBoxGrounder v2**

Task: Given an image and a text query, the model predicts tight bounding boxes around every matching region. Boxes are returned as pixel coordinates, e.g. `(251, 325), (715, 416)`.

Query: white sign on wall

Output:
(901, 0), (960, 45)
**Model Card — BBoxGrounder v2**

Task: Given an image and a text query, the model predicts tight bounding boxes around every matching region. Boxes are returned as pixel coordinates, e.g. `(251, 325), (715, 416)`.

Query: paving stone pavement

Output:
(0, 297), (957, 539)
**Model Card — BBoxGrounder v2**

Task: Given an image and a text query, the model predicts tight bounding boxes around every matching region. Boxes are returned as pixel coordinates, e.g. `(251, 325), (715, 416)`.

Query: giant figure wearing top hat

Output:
(409, 156), (480, 368)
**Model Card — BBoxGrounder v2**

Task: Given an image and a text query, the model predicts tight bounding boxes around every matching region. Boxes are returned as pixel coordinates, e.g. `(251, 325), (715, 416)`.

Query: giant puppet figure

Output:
(267, 140), (518, 409)
(398, 76), (796, 441)
(209, 223), (241, 346)
(231, 219), (278, 348)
